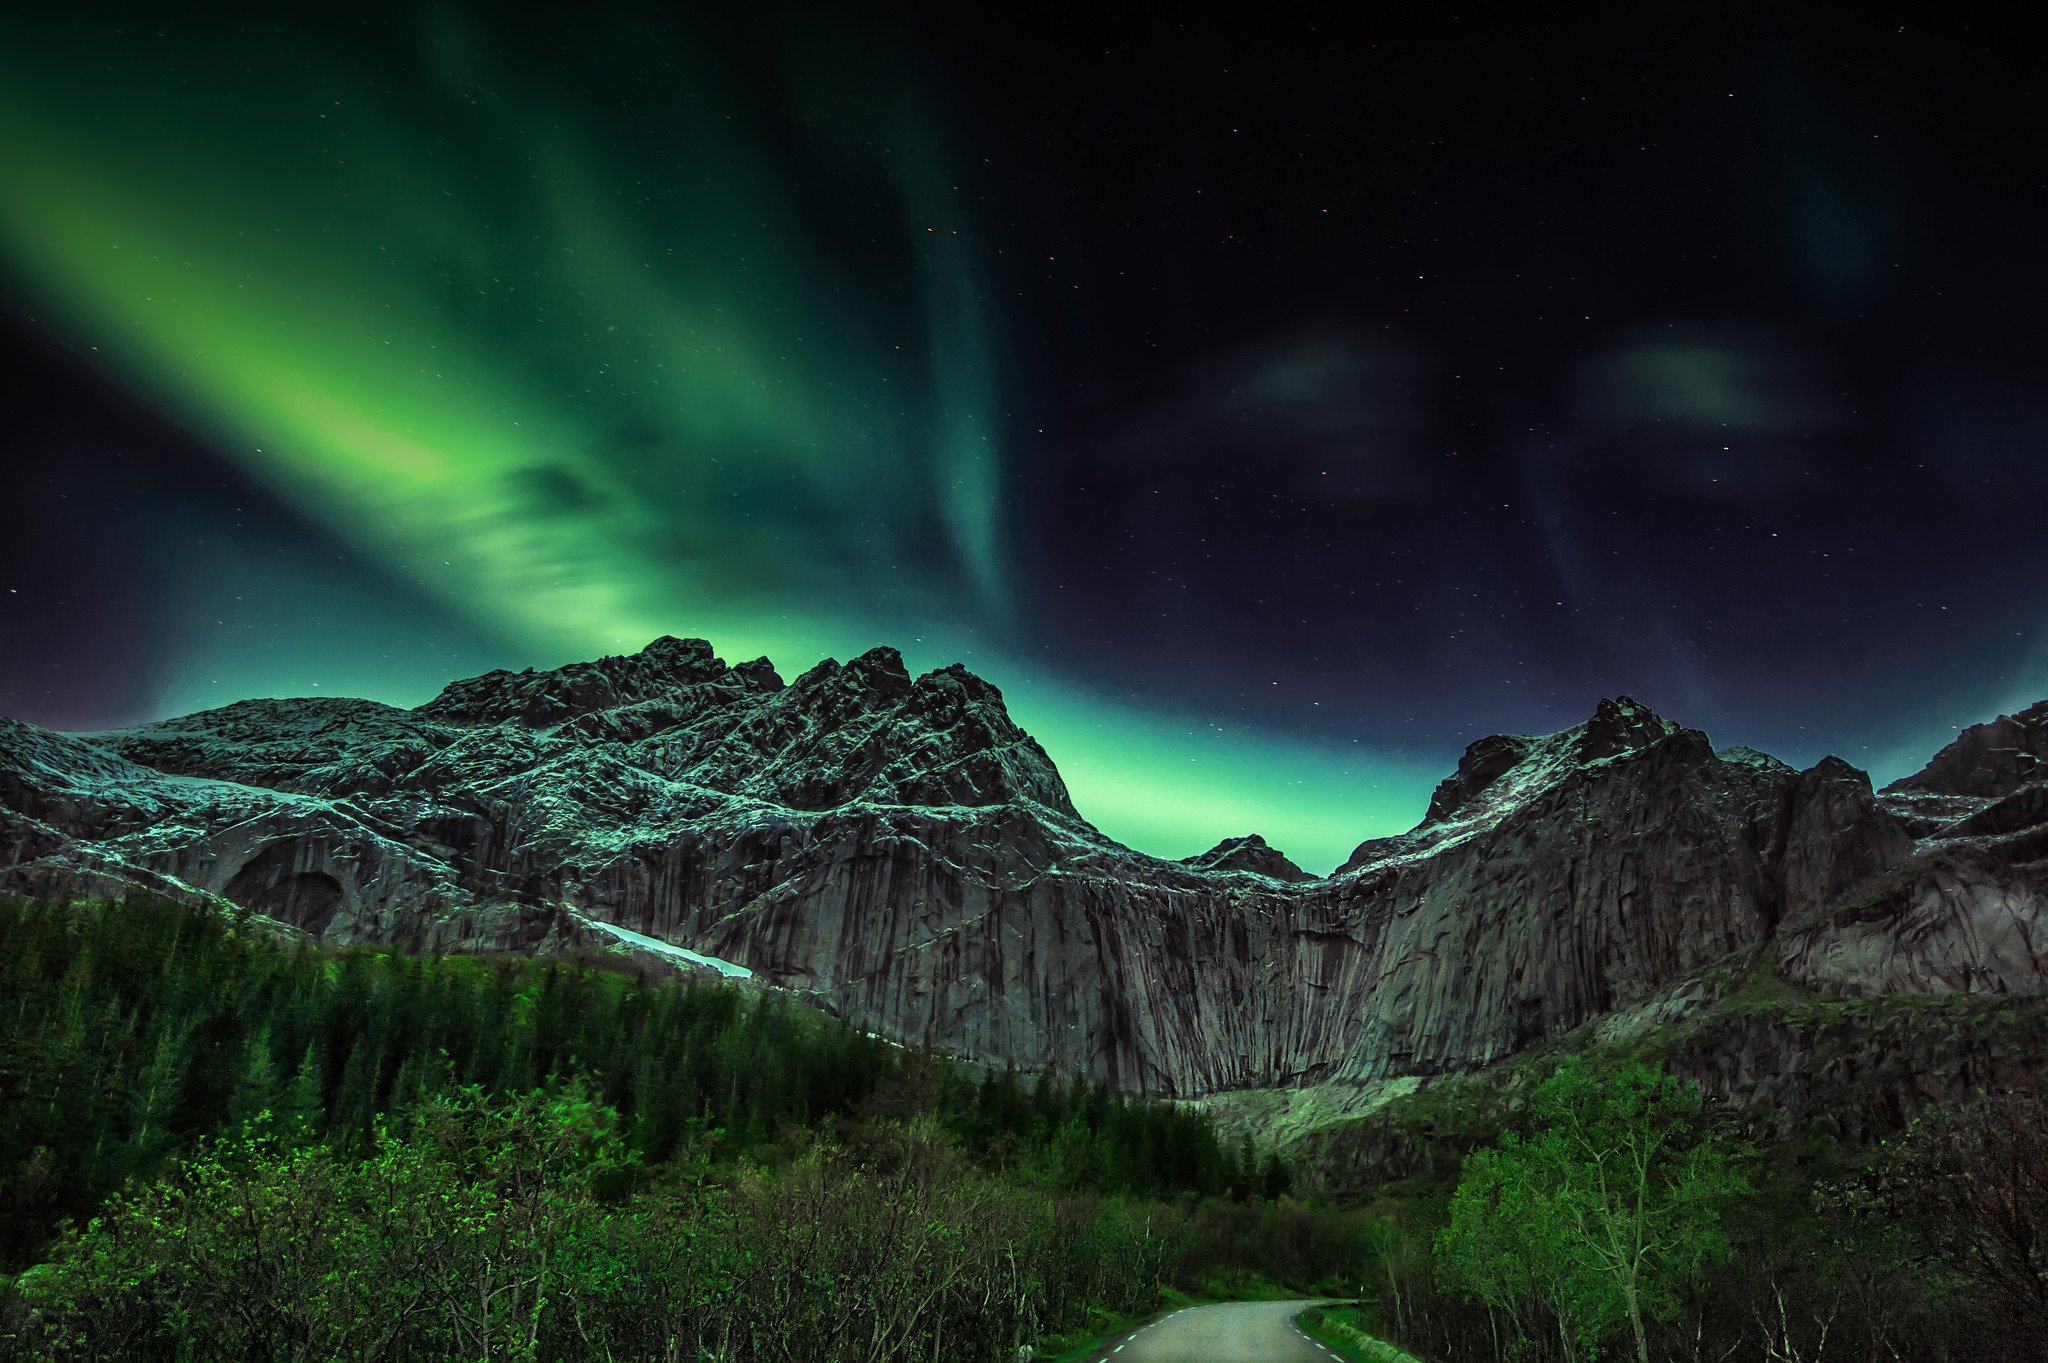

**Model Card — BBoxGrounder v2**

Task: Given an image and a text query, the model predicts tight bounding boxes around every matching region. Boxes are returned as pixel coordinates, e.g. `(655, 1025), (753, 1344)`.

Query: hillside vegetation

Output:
(1301, 1024), (2048, 1362)
(0, 896), (1369, 1361)
(3, 894), (2043, 1361)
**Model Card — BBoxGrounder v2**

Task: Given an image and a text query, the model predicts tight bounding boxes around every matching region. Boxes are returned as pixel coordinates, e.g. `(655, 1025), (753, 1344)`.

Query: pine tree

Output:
(228, 1025), (281, 1134)
(424, 1045), (454, 1107)
(742, 1072), (771, 1150)
(1261, 1151), (1291, 1201)
(386, 1049), (425, 1134)
(123, 1022), (191, 1177)
(329, 1039), (381, 1152)
(284, 1041), (328, 1141)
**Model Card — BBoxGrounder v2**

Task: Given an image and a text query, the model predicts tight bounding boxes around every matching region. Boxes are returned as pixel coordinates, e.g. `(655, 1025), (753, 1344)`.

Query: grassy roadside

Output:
(1298, 1304), (1427, 1363)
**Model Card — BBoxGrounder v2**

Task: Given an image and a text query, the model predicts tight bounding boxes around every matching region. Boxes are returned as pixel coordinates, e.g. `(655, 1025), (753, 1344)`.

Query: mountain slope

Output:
(3, 639), (2043, 1101)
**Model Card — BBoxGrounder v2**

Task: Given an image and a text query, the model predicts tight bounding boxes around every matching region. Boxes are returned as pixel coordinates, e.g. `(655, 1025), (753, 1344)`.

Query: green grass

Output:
(1033, 1313), (1128, 1361)
(1298, 1304), (1427, 1363)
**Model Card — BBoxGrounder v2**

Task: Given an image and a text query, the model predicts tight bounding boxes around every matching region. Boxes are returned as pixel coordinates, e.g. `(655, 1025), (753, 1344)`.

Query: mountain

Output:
(3, 639), (2044, 1120)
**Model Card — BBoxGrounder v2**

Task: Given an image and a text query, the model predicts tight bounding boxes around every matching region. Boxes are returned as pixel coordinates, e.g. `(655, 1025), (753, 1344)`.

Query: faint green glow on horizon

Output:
(0, 16), (1433, 871)
(1004, 687), (1435, 870)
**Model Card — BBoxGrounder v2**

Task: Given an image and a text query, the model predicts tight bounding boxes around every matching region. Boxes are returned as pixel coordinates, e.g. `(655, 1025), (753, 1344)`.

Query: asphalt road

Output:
(1086, 1300), (1343, 1361)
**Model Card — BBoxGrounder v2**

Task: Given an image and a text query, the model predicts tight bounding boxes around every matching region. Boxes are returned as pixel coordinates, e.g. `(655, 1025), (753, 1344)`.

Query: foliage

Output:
(1435, 1060), (1748, 1362)
(0, 1084), (1371, 1362)
(1299, 1304), (1424, 1363)
(4, 1091), (1027, 1359)
(0, 897), (1374, 1361)
(0, 894), (883, 1266)
(1334, 1080), (2041, 1363)
(16, 1089), (625, 1361)
(0, 895), (1246, 1271)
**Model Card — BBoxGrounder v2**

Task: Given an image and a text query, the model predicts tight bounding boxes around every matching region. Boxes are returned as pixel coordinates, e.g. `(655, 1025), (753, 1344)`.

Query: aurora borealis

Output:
(0, 11), (1002, 654)
(4, 8), (2046, 871)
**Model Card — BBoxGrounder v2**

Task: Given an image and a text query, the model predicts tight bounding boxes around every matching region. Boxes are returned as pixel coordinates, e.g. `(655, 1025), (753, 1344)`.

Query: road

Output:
(1085, 1299), (1345, 1361)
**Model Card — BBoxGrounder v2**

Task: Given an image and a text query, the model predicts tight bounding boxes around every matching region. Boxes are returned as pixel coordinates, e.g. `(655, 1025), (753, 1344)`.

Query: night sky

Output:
(3, 6), (2044, 872)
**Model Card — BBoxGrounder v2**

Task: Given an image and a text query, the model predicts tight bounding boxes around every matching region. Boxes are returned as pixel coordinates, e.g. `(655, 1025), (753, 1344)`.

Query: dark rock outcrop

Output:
(1280, 960), (2048, 1199)
(1180, 835), (1309, 882)
(1886, 699), (2048, 799)
(2, 639), (2044, 1104)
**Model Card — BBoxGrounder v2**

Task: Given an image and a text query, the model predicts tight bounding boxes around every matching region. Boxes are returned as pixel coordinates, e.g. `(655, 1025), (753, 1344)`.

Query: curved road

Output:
(1086, 1300), (1344, 1361)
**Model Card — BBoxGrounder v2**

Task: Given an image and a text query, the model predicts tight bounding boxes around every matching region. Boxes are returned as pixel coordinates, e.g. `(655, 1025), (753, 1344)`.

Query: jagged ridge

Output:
(2, 639), (2044, 1103)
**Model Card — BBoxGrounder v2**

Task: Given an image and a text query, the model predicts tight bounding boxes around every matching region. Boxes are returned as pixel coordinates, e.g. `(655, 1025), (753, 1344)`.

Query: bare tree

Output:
(1895, 1087), (2048, 1360)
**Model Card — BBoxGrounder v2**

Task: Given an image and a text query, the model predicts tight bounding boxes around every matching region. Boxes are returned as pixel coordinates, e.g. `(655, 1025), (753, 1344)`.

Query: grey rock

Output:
(3, 640), (2044, 1101)
(1885, 699), (2048, 798)
(1179, 835), (1310, 882)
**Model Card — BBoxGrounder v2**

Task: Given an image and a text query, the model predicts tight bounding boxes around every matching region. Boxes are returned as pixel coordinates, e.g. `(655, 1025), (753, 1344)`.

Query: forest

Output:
(0, 896), (1357, 1361)
(0, 895), (2043, 1362)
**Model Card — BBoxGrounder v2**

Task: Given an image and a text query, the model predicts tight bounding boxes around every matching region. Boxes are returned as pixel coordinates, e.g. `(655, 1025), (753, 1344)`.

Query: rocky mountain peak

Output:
(1417, 695), (1680, 826)
(1886, 698), (2048, 799)
(419, 636), (777, 728)
(1423, 733), (1537, 824)
(728, 656), (786, 693)
(1178, 833), (1310, 882)
(1578, 694), (1679, 761)
(74, 637), (1072, 818)
(746, 647), (1074, 814)
(848, 645), (913, 692)
(5, 649), (2046, 1105)
(639, 634), (726, 678)
(789, 645), (916, 712)
(1341, 696), (1691, 874)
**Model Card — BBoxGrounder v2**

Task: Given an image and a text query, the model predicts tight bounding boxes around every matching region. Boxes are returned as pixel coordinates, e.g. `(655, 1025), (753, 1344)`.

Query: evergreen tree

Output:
(329, 1039), (382, 1151)
(228, 1024), (281, 1133)
(284, 1041), (328, 1140)
(386, 1049), (425, 1132)
(1261, 1151), (1291, 1201)
(123, 1021), (191, 1176)
(0, 893), (1234, 1282)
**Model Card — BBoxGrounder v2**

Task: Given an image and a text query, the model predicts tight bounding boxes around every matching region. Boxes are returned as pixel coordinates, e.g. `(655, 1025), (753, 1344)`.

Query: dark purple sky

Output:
(2, 3), (2043, 804)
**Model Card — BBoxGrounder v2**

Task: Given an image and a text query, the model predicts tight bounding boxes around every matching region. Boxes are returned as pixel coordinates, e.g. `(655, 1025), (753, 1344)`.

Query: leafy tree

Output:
(1438, 1059), (1748, 1363)
(1366, 1218), (1412, 1339)
(1438, 1131), (1587, 1358)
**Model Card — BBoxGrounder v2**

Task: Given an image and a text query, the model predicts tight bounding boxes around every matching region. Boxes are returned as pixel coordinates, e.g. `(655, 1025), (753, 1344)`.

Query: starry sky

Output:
(2, 6), (2044, 872)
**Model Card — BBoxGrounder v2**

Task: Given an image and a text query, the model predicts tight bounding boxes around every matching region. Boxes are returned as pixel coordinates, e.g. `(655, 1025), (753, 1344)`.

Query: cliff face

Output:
(1774, 700), (2048, 1001)
(2, 639), (2043, 1100)
(1884, 698), (2048, 801)
(1275, 963), (2048, 1199)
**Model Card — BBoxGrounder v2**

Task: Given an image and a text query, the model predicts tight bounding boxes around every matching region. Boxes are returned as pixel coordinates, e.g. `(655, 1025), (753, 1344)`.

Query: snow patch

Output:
(587, 919), (752, 978)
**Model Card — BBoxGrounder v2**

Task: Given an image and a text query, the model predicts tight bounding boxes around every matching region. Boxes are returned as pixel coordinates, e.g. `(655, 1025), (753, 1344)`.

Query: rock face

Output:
(1885, 699), (2048, 800)
(1771, 702), (2048, 1001)
(3, 638), (2045, 1101)
(1180, 835), (1309, 882)
(1280, 959), (2048, 1199)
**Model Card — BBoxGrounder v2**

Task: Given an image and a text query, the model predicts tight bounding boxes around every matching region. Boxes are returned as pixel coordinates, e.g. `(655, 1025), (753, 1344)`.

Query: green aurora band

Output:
(0, 15), (1432, 871)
